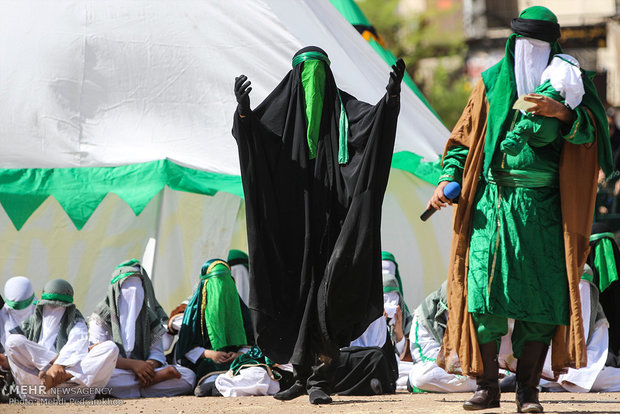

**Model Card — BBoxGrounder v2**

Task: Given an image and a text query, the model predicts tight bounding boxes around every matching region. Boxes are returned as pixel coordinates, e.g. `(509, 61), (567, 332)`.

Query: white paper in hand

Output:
(513, 95), (537, 111)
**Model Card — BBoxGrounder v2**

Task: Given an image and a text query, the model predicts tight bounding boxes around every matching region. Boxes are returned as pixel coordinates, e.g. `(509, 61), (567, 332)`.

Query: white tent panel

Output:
(0, 0), (447, 172)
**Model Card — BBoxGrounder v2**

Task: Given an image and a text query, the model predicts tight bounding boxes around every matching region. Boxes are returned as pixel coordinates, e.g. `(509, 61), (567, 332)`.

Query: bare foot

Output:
(0, 353), (9, 370)
(151, 365), (181, 385)
(39, 369), (73, 390)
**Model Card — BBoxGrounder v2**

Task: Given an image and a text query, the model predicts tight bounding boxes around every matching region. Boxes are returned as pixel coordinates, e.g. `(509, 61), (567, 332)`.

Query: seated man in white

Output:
(0, 276), (37, 370)
(89, 259), (195, 398)
(408, 281), (477, 393)
(539, 264), (620, 392)
(5, 278), (118, 401)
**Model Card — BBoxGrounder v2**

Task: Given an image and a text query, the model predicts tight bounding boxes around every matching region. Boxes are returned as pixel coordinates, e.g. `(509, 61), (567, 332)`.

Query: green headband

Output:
(41, 292), (73, 304)
(5, 293), (35, 310)
(110, 271), (140, 285)
(590, 232), (615, 242)
(292, 51), (331, 68)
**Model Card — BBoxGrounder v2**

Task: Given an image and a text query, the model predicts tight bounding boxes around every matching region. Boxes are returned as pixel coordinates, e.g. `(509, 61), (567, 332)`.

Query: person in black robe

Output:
(231, 46), (404, 404)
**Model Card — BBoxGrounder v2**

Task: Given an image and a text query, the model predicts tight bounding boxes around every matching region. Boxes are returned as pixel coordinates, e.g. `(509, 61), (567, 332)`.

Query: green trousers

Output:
(471, 313), (557, 358)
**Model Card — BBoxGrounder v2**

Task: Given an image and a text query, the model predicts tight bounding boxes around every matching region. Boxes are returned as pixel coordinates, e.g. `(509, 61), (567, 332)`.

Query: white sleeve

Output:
(395, 336), (406, 355)
(146, 336), (166, 365)
(170, 314), (183, 333)
(88, 317), (111, 345)
(185, 346), (206, 364)
(55, 320), (89, 367)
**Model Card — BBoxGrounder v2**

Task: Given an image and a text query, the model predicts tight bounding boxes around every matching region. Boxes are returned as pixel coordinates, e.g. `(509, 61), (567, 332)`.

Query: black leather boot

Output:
(463, 341), (501, 411)
(515, 341), (549, 413)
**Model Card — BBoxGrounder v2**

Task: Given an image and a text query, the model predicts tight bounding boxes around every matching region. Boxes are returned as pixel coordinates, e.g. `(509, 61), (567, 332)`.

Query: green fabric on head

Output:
(292, 51), (331, 68)
(41, 292), (73, 303)
(519, 6), (558, 23)
(4, 293), (34, 310)
(227, 249), (249, 268)
(300, 59), (326, 160)
(177, 259), (247, 366)
(594, 238), (619, 292)
(116, 259), (140, 269)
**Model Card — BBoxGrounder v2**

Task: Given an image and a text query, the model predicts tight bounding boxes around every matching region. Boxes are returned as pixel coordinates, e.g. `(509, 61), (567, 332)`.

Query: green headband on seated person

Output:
(4, 293), (35, 310)
(41, 292), (73, 304)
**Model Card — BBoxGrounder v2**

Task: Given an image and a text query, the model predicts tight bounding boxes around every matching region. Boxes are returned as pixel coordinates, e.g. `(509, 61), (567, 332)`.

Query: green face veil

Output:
(292, 47), (349, 164)
(177, 259), (247, 362)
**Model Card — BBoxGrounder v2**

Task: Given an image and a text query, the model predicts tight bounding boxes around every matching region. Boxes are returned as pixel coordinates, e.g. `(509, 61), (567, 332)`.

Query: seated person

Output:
(5, 279), (118, 401)
(382, 251), (413, 360)
(587, 222), (620, 368)
(407, 281), (477, 393)
(539, 264), (620, 392)
(382, 252), (414, 389)
(333, 315), (399, 396)
(89, 259), (195, 398)
(501, 53), (585, 156)
(200, 345), (294, 397)
(175, 259), (249, 396)
(0, 276), (36, 368)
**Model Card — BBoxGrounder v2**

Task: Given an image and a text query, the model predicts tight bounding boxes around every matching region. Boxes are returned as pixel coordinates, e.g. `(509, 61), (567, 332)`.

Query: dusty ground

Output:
(2, 392), (620, 414)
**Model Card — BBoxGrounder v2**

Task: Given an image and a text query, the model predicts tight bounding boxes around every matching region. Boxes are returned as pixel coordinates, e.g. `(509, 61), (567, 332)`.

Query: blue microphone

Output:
(420, 181), (461, 221)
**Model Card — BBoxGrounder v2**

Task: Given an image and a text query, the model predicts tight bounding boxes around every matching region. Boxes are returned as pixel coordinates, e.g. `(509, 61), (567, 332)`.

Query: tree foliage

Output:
(357, 0), (471, 130)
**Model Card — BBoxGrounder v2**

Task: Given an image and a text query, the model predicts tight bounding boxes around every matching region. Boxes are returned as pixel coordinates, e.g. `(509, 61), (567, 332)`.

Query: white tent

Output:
(0, 0), (453, 314)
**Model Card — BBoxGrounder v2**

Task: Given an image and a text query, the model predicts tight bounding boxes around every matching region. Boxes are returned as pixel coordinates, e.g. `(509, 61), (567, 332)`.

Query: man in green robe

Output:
(427, 6), (613, 413)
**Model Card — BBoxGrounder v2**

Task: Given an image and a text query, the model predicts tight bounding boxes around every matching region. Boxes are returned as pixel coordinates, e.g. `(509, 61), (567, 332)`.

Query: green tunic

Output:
(442, 110), (595, 326)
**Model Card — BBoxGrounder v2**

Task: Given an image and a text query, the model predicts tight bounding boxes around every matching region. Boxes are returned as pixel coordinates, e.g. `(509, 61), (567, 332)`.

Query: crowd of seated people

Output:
(0, 243), (618, 402)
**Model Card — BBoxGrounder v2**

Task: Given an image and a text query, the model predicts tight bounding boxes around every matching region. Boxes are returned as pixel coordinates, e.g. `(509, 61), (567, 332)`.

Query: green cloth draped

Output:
(593, 238), (619, 292)
(177, 259), (247, 367)
(293, 51), (349, 164)
(91, 259), (167, 360)
(229, 345), (280, 379)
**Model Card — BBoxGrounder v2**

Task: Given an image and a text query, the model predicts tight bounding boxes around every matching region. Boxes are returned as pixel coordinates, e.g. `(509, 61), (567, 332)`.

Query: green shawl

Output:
(91, 259), (167, 360)
(177, 259), (247, 363)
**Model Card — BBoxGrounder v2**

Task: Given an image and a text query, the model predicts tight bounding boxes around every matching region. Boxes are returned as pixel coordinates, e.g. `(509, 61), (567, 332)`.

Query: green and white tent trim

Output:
(0, 0), (452, 314)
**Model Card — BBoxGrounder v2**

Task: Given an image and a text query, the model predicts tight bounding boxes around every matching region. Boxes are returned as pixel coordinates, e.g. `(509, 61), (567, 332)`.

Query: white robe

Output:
(5, 305), (118, 401)
(408, 314), (477, 393)
(540, 279), (620, 392)
(88, 276), (195, 398)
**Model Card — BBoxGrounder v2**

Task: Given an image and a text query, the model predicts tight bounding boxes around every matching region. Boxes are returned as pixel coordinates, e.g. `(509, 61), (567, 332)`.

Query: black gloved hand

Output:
(386, 58), (406, 96)
(234, 75), (252, 116)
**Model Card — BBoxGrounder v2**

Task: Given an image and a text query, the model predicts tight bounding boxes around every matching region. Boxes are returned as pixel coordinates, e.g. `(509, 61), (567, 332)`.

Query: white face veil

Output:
(118, 276), (144, 354)
(514, 37), (551, 98)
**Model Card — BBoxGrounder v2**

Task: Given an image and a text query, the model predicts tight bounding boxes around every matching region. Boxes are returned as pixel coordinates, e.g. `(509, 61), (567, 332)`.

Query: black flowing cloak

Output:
(232, 63), (399, 364)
